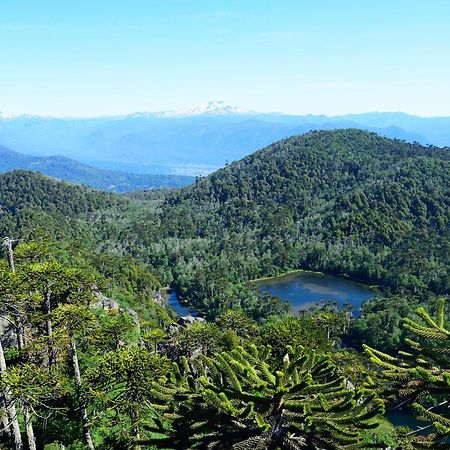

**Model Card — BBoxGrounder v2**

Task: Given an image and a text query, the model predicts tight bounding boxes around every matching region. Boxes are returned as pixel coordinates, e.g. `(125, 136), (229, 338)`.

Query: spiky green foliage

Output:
(215, 309), (259, 339)
(86, 346), (171, 446)
(364, 297), (450, 448)
(3, 363), (66, 418)
(146, 344), (384, 449)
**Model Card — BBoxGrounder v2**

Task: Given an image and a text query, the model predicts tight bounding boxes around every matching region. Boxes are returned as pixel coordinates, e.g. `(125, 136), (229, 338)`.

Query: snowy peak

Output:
(158, 101), (255, 118)
(0, 102), (255, 120)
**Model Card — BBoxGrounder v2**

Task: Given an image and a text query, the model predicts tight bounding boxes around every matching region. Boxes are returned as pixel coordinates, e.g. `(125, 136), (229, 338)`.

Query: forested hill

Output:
(0, 145), (194, 192)
(0, 170), (118, 216)
(172, 129), (449, 226)
(137, 129), (449, 309)
(0, 170), (131, 245)
(0, 130), (449, 316)
(0, 135), (448, 449)
(0, 170), (164, 317)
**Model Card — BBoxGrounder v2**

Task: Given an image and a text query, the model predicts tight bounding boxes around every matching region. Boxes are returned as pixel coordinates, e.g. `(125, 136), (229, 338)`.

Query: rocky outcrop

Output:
(177, 315), (205, 327)
(167, 315), (206, 334)
(93, 292), (140, 327)
(93, 292), (121, 311)
(0, 316), (17, 348)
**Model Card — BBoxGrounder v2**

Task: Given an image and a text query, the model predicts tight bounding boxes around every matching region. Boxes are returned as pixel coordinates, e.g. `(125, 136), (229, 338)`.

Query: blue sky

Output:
(1, 0), (450, 117)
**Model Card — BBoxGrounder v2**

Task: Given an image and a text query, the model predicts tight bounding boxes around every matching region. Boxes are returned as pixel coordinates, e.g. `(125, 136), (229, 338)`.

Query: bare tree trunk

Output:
(16, 321), (25, 352)
(1, 239), (23, 448)
(2, 237), (15, 273)
(0, 393), (11, 439)
(0, 340), (23, 449)
(21, 326), (27, 348)
(23, 406), (36, 450)
(70, 337), (95, 450)
(8, 402), (22, 450)
(2, 241), (28, 355)
(45, 291), (55, 366)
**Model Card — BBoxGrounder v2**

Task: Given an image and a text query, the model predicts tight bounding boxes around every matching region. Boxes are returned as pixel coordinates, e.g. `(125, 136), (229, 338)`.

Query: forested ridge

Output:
(0, 130), (448, 318)
(0, 129), (448, 448)
(0, 171), (165, 315)
(128, 129), (449, 315)
(0, 170), (119, 216)
(0, 146), (194, 192)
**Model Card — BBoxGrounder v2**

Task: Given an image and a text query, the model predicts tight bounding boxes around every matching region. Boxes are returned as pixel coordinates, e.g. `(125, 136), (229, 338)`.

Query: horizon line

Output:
(1, 104), (450, 120)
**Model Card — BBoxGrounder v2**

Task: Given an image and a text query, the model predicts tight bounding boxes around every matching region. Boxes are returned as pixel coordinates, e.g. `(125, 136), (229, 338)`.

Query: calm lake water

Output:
(256, 271), (375, 314)
(385, 412), (427, 432)
(167, 291), (197, 317)
(168, 271), (375, 316)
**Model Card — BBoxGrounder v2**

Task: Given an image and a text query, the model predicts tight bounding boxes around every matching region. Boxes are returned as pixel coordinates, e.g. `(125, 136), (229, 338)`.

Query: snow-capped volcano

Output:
(0, 103), (256, 120)
(157, 101), (255, 118)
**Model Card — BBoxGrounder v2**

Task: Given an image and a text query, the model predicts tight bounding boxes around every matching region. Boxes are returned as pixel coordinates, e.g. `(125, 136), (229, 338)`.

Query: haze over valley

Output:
(1, 101), (449, 179)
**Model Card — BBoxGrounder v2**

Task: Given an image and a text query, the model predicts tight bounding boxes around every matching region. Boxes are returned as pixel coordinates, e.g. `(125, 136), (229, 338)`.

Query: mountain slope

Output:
(0, 170), (124, 245)
(131, 129), (449, 310)
(174, 129), (448, 228)
(0, 145), (194, 191)
(1, 107), (448, 175)
(0, 130), (448, 317)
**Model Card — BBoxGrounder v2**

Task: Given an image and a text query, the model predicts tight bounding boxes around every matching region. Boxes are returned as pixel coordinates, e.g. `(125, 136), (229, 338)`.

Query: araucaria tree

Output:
(364, 297), (450, 449)
(53, 304), (97, 450)
(147, 344), (384, 449)
(86, 346), (170, 448)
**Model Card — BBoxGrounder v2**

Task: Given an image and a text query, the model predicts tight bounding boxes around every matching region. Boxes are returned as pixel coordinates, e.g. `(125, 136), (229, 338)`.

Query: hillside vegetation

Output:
(0, 145), (194, 192)
(0, 171), (163, 314)
(1, 130), (448, 317)
(0, 130), (449, 449)
(127, 130), (449, 314)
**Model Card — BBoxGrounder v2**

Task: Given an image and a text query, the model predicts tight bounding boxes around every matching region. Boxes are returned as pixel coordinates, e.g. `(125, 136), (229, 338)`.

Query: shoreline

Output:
(163, 268), (381, 318)
(249, 269), (380, 293)
(249, 269), (322, 284)
(160, 286), (201, 317)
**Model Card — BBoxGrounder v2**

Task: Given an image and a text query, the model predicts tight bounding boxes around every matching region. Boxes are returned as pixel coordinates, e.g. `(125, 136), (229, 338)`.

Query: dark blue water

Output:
(386, 412), (427, 431)
(256, 271), (374, 314)
(167, 291), (197, 317)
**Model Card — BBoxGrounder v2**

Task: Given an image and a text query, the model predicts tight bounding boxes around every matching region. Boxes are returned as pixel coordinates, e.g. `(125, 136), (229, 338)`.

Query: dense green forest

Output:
(127, 130), (449, 318)
(0, 129), (449, 448)
(0, 240), (427, 449)
(0, 239), (447, 449)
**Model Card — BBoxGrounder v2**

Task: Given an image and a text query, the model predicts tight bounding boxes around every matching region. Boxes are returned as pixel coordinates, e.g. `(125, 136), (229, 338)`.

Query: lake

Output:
(168, 271), (375, 317)
(167, 290), (197, 317)
(385, 412), (428, 433)
(255, 271), (375, 314)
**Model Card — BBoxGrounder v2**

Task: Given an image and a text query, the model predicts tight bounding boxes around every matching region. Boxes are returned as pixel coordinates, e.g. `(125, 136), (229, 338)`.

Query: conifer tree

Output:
(147, 344), (384, 449)
(25, 262), (95, 366)
(364, 297), (450, 449)
(0, 240), (71, 450)
(87, 346), (170, 449)
(93, 310), (136, 351)
(3, 363), (63, 450)
(53, 304), (97, 450)
(215, 309), (259, 339)
(0, 238), (23, 450)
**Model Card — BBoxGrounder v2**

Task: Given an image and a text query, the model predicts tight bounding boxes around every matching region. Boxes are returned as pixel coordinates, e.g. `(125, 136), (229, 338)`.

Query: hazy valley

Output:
(1, 102), (449, 177)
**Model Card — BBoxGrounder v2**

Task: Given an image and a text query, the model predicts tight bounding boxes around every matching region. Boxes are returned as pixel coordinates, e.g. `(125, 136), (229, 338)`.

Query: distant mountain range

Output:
(1, 102), (449, 175)
(0, 145), (194, 192)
